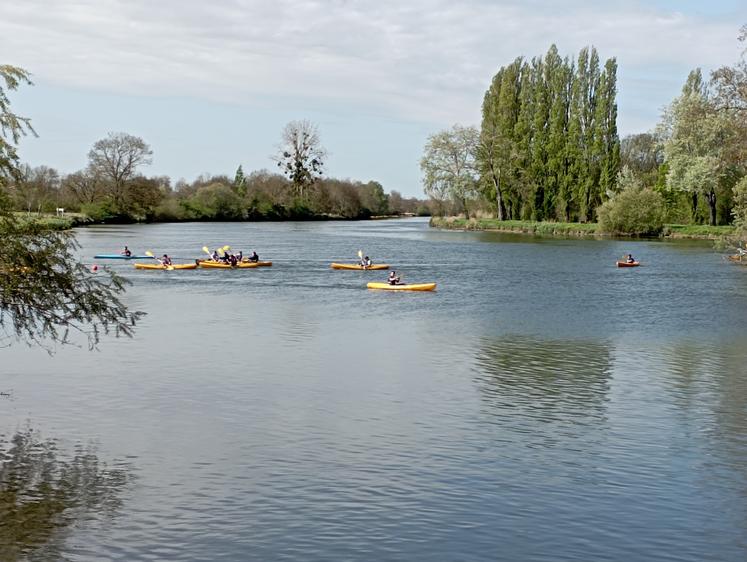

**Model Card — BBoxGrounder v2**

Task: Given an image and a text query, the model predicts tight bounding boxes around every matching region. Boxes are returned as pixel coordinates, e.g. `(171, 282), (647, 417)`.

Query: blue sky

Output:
(3, 0), (746, 197)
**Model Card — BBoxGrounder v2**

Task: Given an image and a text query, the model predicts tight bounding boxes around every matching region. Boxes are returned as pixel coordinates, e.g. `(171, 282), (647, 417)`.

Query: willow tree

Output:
(420, 125), (479, 218)
(663, 69), (736, 225)
(0, 64), (142, 351)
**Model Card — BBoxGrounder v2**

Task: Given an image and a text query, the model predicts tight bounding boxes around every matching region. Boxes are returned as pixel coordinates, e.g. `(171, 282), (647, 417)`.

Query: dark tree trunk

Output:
(494, 177), (506, 221)
(691, 192), (699, 221)
(706, 190), (717, 226)
(462, 197), (469, 220)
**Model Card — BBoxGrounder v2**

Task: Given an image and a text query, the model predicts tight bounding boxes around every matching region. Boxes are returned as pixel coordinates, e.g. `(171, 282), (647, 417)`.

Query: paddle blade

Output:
(145, 250), (154, 257)
(202, 246), (211, 255)
(357, 250), (363, 259)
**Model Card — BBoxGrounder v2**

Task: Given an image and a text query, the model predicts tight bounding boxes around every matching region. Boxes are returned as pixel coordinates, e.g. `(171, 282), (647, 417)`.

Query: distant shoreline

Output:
(19, 212), (424, 231)
(429, 217), (737, 240)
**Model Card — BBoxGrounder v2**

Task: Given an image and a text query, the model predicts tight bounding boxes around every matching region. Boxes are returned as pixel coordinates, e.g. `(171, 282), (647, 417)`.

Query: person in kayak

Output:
(361, 256), (372, 269)
(388, 271), (401, 285)
(626, 254), (635, 264)
(248, 251), (259, 263)
(162, 254), (172, 266)
(229, 253), (238, 266)
(211, 250), (220, 261)
(121, 246), (132, 257)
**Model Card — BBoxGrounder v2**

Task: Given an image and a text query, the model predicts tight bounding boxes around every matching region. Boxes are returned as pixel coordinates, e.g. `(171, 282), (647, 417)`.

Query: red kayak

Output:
(616, 261), (640, 267)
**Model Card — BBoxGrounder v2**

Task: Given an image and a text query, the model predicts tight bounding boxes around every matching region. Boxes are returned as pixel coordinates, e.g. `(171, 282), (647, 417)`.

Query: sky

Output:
(2, 0), (746, 197)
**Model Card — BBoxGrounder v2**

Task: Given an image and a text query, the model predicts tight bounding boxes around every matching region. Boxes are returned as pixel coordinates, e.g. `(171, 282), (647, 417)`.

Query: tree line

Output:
(422, 32), (747, 233)
(7, 122), (429, 223)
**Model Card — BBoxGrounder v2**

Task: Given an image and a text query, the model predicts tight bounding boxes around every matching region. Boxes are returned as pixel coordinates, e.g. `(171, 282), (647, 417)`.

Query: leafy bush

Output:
(596, 187), (666, 236)
(80, 200), (120, 222)
(732, 176), (747, 233)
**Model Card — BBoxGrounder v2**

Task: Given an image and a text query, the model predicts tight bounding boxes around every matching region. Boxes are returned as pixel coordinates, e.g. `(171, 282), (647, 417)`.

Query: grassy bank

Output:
(431, 217), (737, 239)
(14, 212), (92, 230)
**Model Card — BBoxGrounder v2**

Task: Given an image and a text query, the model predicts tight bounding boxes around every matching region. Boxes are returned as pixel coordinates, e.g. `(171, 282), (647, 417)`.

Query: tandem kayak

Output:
(331, 263), (390, 270)
(616, 261), (640, 267)
(367, 282), (436, 291)
(241, 260), (272, 267)
(94, 254), (153, 260)
(134, 263), (197, 270)
(198, 260), (259, 269)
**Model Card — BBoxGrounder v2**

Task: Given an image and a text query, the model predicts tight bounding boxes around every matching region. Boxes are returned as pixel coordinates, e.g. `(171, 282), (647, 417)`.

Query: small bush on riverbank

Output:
(596, 188), (665, 236)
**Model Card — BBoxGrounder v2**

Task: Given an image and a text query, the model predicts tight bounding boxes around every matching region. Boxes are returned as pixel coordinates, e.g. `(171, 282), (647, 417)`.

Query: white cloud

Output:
(2, 1), (743, 126)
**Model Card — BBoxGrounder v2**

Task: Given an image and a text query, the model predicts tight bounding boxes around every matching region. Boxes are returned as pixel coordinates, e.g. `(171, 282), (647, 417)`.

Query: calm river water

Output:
(2, 217), (747, 561)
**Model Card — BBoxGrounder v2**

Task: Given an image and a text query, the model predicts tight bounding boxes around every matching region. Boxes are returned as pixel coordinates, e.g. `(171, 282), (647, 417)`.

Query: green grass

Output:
(430, 217), (600, 236)
(431, 217), (738, 239)
(662, 224), (736, 238)
(13, 212), (91, 230)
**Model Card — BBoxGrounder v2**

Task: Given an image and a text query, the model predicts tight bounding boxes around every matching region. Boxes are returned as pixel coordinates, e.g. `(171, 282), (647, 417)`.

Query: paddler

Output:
(121, 246), (132, 257)
(162, 254), (172, 266)
(361, 256), (372, 269)
(248, 251), (259, 263)
(388, 271), (400, 285)
(626, 253), (635, 264)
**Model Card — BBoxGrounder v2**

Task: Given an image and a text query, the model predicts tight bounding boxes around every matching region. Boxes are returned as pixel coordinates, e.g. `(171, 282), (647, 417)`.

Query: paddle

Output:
(146, 250), (174, 270)
(358, 249), (368, 269)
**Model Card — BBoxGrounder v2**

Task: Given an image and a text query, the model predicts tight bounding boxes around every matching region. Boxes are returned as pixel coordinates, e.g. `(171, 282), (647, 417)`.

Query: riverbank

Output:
(430, 217), (737, 239)
(15, 211), (420, 231)
(14, 212), (93, 230)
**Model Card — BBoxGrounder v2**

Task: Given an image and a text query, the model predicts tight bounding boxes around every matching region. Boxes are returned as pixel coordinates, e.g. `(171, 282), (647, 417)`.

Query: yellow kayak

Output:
(198, 260), (258, 269)
(134, 263), (197, 270)
(367, 282), (436, 291)
(331, 263), (389, 270)
(242, 260), (272, 267)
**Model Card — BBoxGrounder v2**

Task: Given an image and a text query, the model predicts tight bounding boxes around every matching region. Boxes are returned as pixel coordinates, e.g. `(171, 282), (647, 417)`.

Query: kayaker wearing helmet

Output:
(388, 271), (400, 285)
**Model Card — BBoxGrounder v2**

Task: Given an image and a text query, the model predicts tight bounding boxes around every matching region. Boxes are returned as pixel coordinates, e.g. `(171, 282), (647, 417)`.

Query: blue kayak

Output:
(93, 254), (154, 260)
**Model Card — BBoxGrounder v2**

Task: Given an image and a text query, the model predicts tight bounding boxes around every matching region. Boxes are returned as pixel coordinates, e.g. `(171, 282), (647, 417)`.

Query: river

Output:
(2, 217), (747, 561)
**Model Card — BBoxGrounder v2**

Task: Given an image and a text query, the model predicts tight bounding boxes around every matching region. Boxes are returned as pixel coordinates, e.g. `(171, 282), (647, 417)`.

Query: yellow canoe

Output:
(198, 260), (259, 269)
(331, 263), (389, 270)
(367, 282), (436, 291)
(242, 260), (272, 267)
(134, 263), (197, 270)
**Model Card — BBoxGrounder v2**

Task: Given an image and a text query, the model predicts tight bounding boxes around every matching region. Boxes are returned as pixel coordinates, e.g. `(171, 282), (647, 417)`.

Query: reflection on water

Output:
(3, 219), (747, 560)
(473, 335), (612, 426)
(0, 428), (131, 561)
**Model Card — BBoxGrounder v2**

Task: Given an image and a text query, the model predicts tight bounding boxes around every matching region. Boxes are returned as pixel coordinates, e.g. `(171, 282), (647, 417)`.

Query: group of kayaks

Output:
(132, 260), (273, 270)
(93, 251), (437, 291)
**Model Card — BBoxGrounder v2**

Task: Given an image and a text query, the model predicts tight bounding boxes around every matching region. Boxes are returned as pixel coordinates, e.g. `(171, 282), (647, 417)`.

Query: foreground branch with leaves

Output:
(1, 63), (142, 351)
(0, 208), (143, 350)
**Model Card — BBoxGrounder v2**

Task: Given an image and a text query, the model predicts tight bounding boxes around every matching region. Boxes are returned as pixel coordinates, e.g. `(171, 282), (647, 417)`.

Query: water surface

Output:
(2, 218), (747, 561)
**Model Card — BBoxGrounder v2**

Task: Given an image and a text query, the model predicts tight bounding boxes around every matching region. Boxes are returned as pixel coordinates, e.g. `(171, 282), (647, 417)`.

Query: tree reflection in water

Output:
(0, 428), (131, 561)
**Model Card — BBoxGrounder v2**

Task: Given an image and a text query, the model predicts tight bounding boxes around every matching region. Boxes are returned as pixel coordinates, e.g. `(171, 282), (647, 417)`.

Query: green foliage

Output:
(596, 186), (666, 235)
(475, 45), (619, 223)
(0, 209), (143, 349)
(184, 182), (244, 220)
(420, 124), (479, 217)
(80, 199), (119, 222)
(662, 69), (743, 225)
(0, 65), (36, 184)
(234, 164), (247, 197)
(0, 62), (143, 350)
(732, 175), (747, 232)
